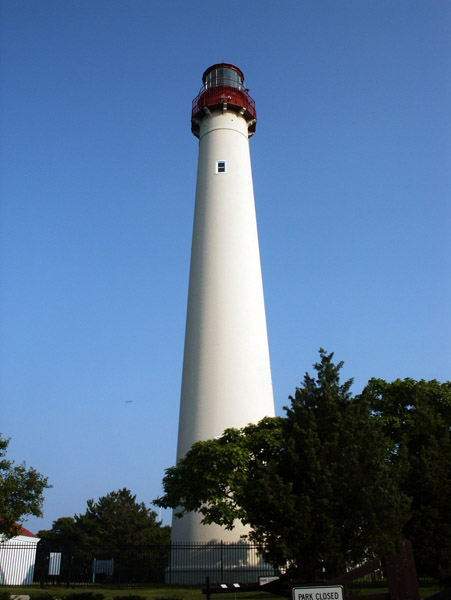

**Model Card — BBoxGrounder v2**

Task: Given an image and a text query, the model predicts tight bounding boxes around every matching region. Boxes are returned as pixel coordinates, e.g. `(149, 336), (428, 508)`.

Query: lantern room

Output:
(203, 64), (244, 89)
(191, 63), (257, 138)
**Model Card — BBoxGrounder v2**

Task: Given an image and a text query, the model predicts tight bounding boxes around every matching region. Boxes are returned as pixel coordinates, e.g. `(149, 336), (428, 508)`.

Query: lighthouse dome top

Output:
(191, 63), (257, 138)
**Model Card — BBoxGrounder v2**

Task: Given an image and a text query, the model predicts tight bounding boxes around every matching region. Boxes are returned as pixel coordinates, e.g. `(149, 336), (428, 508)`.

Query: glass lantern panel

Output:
(205, 67), (242, 89)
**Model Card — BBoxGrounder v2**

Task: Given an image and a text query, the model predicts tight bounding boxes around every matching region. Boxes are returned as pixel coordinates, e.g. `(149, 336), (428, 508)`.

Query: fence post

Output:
(66, 544), (73, 588)
(117, 546), (122, 588)
(39, 540), (47, 588)
(167, 542), (172, 585)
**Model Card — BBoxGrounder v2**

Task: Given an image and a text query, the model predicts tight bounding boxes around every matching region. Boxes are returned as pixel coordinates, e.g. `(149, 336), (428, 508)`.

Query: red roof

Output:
(16, 525), (38, 538)
(0, 519), (38, 538)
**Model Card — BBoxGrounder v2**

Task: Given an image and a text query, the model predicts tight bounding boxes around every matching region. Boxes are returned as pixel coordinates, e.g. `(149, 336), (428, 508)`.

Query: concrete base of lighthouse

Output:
(165, 514), (277, 585)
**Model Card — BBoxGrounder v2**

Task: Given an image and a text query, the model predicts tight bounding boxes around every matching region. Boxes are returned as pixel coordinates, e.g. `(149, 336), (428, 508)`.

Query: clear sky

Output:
(1, 0), (450, 534)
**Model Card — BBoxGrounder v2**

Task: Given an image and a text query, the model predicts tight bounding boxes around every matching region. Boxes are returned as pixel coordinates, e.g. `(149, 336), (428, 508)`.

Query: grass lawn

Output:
(1, 584), (444, 600)
(347, 585), (442, 597)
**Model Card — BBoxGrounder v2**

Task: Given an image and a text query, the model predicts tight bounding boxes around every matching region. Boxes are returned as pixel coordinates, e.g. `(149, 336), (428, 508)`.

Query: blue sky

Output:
(1, 0), (450, 533)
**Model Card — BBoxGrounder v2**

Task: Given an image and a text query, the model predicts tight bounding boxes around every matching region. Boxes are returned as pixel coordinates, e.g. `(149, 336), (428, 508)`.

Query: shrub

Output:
(63, 594), (104, 600)
(113, 595), (146, 600)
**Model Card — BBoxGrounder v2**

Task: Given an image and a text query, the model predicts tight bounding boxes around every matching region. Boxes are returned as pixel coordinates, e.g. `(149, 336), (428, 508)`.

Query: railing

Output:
(192, 86), (256, 122)
(0, 539), (441, 592)
(0, 540), (277, 587)
(167, 541), (276, 585)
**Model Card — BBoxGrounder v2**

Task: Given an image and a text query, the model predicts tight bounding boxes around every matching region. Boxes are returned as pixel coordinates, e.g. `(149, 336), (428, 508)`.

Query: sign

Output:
(259, 576), (279, 586)
(292, 586), (344, 600)
(48, 552), (61, 576)
(92, 558), (114, 583)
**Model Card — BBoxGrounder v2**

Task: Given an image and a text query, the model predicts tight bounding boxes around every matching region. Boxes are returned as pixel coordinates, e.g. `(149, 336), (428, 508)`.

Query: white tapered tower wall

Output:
(171, 107), (275, 545)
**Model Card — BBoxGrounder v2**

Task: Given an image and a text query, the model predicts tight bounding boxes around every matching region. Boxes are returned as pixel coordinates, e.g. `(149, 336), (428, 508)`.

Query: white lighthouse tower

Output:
(171, 64), (275, 550)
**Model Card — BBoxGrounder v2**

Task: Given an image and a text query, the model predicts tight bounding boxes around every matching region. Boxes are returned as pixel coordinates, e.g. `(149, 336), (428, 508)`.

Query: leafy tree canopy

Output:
(39, 488), (170, 553)
(157, 417), (284, 529)
(0, 434), (51, 537)
(155, 350), (409, 580)
(362, 377), (451, 584)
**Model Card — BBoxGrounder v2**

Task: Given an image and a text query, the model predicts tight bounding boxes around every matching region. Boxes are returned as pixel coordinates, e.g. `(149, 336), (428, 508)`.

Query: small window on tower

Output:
(216, 160), (227, 173)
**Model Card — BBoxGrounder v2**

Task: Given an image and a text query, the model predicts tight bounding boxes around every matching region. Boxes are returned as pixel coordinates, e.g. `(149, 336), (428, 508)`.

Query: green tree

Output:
(76, 488), (170, 550)
(37, 516), (81, 547)
(157, 417), (284, 530)
(39, 489), (171, 583)
(156, 350), (409, 579)
(247, 350), (409, 579)
(39, 489), (171, 550)
(0, 434), (51, 537)
(363, 378), (451, 584)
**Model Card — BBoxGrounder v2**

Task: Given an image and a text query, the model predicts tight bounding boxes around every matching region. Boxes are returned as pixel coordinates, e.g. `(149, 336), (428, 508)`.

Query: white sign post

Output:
(292, 586), (344, 600)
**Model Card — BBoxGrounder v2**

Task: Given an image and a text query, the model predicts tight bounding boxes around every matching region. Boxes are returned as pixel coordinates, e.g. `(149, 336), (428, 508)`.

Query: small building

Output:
(0, 526), (40, 585)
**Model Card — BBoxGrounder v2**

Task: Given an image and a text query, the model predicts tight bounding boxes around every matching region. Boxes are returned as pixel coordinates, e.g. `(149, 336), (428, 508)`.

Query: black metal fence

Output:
(166, 542), (278, 585)
(0, 540), (278, 587)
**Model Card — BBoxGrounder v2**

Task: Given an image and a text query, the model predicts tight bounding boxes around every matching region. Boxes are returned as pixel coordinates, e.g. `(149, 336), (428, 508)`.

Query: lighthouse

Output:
(171, 64), (275, 547)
